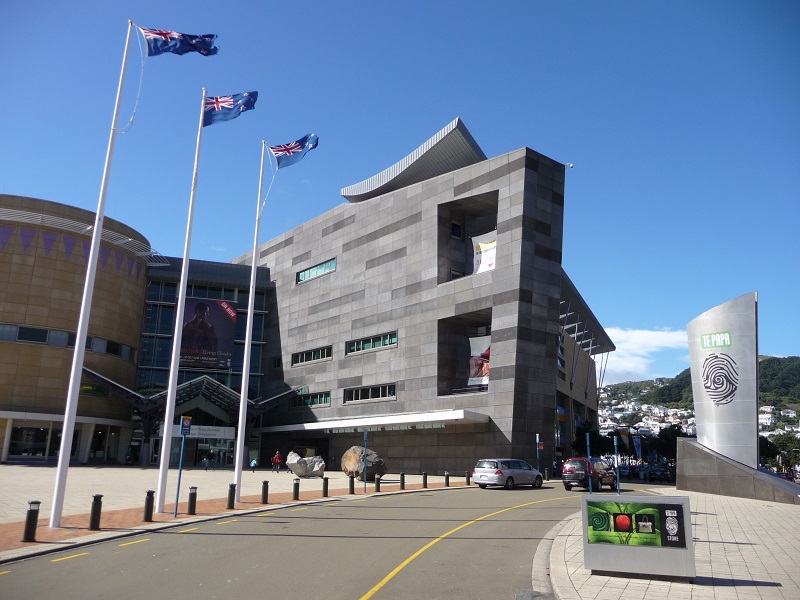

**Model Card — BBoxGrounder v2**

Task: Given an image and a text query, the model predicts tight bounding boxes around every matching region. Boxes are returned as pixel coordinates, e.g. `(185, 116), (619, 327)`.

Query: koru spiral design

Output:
(589, 511), (611, 531)
(702, 352), (739, 405)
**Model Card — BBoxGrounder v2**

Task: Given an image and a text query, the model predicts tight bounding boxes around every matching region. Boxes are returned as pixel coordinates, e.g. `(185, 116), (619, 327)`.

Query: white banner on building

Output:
(468, 335), (491, 386)
(472, 231), (497, 274)
(687, 292), (758, 468)
(161, 424), (236, 440)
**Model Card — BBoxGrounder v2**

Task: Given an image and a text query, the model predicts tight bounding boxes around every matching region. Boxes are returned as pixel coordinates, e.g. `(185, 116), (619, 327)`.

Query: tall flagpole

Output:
(155, 88), (208, 513)
(50, 20), (135, 529)
(233, 141), (271, 500)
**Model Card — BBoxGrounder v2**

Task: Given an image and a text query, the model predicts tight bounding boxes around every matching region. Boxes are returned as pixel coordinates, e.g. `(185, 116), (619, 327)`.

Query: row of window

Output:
(146, 281), (267, 311)
(290, 384), (397, 408)
(0, 324), (136, 363)
(296, 258), (336, 284)
(291, 331), (398, 367)
(143, 304), (266, 341)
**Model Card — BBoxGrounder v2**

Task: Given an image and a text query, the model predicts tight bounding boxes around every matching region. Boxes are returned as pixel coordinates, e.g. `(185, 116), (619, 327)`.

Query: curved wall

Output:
(0, 195), (149, 421)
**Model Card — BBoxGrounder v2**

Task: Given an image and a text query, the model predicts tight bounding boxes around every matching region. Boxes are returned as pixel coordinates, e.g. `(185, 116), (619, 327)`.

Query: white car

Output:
(473, 458), (544, 490)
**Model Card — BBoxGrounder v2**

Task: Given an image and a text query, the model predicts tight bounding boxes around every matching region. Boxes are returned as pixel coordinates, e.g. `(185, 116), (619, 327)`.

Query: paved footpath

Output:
(546, 488), (800, 600)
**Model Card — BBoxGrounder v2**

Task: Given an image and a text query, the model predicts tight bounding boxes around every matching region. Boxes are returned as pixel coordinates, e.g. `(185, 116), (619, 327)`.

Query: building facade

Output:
(235, 119), (614, 474)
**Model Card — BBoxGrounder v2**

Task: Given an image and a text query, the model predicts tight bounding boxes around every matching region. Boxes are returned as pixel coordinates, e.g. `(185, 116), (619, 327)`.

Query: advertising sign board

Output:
(687, 292), (758, 468)
(179, 297), (237, 370)
(582, 494), (695, 578)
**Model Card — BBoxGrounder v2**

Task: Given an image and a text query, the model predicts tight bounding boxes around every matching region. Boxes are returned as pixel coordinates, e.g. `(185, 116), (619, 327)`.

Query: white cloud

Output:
(599, 328), (688, 385)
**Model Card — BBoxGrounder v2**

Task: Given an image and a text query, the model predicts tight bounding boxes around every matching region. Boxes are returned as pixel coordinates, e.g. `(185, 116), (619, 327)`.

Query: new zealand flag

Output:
(139, 27), (219, 57)
(203, 92), (258, 127)
(269, 134), (319, 169)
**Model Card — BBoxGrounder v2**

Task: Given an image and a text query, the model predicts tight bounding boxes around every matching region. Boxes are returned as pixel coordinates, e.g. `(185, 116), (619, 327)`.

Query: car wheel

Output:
(504, 477), (515, 490)
(564, 484), (572, 491)
(595, 478), (602, 492)
(533, 475), (543, 489)
(478, 484), (487, 489)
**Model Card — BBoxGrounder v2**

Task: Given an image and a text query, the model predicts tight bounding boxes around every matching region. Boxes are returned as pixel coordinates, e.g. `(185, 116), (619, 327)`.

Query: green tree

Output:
(652, 424), (691, 461)
(571, 420), (614, 456)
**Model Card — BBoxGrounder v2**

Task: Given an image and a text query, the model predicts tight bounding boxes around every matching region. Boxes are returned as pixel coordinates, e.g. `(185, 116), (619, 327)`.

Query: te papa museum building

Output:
(0, 118), (614, 474)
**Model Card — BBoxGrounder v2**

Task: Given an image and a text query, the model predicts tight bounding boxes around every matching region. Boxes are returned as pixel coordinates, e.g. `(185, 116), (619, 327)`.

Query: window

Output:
(17, 327), (48, 344)
(450, 269), (465, 281)
(343, 384), (396, 403)
(271, 357), (283, 370)
(451, 222), (463, 239)
(291, 346), (333, 366)
(345, 331), (397, 355)
(296, 258), (336, 284)
(291, 392), (331, 408)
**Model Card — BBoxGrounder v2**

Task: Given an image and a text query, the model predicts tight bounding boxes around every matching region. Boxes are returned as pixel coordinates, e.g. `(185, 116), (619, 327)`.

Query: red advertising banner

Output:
(179, 298), (237, 369)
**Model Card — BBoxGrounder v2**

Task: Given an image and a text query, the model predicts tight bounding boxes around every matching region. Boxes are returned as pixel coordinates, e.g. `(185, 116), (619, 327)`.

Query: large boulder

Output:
(341, 446), (387, 481)
(286, 451), (326, 477)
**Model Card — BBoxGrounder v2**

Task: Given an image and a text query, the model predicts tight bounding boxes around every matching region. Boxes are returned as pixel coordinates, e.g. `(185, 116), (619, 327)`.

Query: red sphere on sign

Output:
(615, 514), (631, 531)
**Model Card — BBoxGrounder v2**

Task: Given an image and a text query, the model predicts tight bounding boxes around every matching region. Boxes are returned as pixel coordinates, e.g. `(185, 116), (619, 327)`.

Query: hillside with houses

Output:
(598, 355), (800, 443)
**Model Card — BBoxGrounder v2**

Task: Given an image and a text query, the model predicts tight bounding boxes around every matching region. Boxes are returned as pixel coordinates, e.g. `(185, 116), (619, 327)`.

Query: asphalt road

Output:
(0, 482), (617, 600)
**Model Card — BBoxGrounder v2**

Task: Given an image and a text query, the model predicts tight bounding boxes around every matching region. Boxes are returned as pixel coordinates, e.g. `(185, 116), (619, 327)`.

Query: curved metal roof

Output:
(340, 117), (486, 202)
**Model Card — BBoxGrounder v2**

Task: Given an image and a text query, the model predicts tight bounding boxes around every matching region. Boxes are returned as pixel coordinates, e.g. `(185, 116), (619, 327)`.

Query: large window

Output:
(291, 392), (331, 409)
(345, 331), (397, 355)
(343, 384), (396, 403)
(296, 258), (336, 284)
(291, 346), (332, 366)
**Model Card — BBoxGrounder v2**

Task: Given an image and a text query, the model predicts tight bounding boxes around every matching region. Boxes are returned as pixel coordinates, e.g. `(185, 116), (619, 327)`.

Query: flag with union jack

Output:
(139, 27), (219, 57)
(202, 92), (258, 127)
(269, 134), (319, 169)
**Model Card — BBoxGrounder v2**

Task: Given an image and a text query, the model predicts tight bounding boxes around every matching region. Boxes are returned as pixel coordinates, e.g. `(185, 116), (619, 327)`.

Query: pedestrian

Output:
(208, 449), (215, 471)
(250, 458), (258, 473)
(271, 451), (281, 473)
(203, 456), (209, 471)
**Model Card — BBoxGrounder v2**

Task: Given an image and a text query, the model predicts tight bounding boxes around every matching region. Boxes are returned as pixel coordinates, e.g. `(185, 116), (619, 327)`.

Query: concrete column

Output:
(1, 419), (12, 463)
(78, 422), (95, 464)
(116, 427), (134, 464)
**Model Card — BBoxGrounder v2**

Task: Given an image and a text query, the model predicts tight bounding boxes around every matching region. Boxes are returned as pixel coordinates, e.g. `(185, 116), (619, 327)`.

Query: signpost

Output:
(536, 433), (540, 471)
(174, 416), (191, 517)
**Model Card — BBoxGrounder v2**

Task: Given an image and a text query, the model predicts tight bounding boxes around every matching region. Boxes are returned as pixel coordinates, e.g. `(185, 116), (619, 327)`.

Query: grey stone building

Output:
(235, 118), (614, 475)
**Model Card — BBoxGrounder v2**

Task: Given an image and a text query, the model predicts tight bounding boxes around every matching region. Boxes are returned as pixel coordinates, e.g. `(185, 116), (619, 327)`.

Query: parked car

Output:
(473, 459), (544, 490)
(617, 464), (631, 479)
(562, 457), (617, 491)
(648, 464), (671, 482)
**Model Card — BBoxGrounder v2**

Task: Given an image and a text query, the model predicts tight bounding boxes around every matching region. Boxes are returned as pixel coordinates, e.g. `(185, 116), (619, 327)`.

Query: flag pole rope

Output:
(114, 22), (147, 134)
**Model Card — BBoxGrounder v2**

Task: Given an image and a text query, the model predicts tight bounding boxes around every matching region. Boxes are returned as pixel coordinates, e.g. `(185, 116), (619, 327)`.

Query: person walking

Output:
(250, 458), (258, 473)
(208, 449), (215, 471)
(271, 451), (281, 473)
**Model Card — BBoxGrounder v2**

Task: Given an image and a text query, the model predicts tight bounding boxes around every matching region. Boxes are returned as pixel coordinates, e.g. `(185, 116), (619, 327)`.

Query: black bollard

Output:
(89, 494), (103, 531)
(422, 472), (428, 488)
(227, 483), (236, 509)
(374, 474), (381, 492)
(21, 500), (41, 542)
(143, 490), (155, 522)
(466, 470), (471, 486)
(400, 472), (405, 490)
(349, 475), (355, 494)
(188, 486), (197, 516)
(261, 480), (269, 504)
(444, 471), (450, 487)
(322, 477), (329, 498)
(292, 478), (300, 501)
(545, 468), (550, 481)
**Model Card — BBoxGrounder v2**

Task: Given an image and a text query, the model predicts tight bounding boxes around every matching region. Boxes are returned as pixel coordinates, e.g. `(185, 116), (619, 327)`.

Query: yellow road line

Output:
(178, 527), (198, 533)
(360, 495), (574, 599)
(119, 538), (149, 547)
(0, 570), (10, 576)
(290, 507), (309, 512)
(51, 552), (89, 563)
(217, 519), (238, 525)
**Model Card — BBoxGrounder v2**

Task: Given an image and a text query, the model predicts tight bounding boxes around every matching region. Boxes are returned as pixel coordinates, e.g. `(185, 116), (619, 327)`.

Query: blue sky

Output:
(3, 2), (798, 385)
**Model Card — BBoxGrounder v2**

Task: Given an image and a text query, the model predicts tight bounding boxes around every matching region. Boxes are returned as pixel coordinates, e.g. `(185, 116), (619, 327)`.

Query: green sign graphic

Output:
(700, 331), (732, 349)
